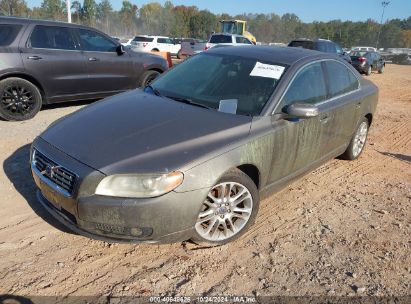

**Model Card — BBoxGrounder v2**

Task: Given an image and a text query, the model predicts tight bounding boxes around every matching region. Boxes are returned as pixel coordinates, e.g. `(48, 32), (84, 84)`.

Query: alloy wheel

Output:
(195, 182), (253, 242)
(1, 85), (35, 117)
(352, 121), (368, 158)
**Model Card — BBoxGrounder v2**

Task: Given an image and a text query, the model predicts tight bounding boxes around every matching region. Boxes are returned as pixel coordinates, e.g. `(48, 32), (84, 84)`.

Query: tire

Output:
(140, 70), (160, 88)
(191, 169), (260, 246)
(366, 65), (372, 76)
(378, 65), (385, 74)
(0, 77), (42, 121)
(151, 48), (159, 52)
(340, 117), (369, 160)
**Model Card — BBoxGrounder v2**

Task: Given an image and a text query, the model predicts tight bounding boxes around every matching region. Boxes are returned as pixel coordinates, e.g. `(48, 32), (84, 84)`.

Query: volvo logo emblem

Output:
(40, 164), (60, 178)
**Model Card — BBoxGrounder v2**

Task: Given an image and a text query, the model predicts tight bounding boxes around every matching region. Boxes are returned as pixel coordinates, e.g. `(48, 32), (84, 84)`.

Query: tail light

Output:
(358, 57), (366, 62)
(205, 44), (210, 51)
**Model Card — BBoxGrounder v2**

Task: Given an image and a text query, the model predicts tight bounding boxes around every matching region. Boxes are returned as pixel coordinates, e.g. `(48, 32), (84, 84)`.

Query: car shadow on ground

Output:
(3, 144), (76, 235)
(41, 99), (96, 111)
(378, 151), (411, 164)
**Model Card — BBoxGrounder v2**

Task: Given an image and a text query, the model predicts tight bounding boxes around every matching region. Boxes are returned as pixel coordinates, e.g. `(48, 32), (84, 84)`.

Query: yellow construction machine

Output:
(220, 20), (256, 44)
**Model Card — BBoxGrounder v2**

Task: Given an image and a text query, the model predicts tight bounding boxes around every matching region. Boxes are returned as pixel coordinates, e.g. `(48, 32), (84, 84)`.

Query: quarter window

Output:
(0, 24), (22, 46)
(280, 62), (327, 110)
(78, 29), (117, 52)
(30, 26), (76, 50)
(325, 61), (359, 98)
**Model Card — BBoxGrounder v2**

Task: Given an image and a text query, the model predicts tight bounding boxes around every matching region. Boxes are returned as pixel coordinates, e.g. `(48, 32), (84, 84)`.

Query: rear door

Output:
(157, 37), (178, 54)
(76, 28), (137, 94)
(320, 60), (361, 154)
(20, 24), (88, 100)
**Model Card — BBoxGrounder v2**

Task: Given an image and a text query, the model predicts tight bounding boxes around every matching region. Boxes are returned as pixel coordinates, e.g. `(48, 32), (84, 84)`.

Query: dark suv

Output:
(0, 17), (168, 121)
(288, 38), (351, 63)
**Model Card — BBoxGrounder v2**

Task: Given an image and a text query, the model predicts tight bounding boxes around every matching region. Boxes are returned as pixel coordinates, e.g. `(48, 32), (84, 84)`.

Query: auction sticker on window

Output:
(250, 62), (285, 79)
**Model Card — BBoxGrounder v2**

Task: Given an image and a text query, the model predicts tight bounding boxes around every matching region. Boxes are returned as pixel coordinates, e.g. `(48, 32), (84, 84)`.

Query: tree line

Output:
(1, 0), (411, 48)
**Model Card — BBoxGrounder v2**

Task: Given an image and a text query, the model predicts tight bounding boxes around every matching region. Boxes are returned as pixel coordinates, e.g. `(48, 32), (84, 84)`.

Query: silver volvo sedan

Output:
(31, 46), (378, 245)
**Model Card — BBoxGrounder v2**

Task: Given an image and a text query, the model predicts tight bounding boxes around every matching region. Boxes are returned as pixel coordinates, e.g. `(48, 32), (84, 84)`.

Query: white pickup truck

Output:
(130, 35), (180, 55)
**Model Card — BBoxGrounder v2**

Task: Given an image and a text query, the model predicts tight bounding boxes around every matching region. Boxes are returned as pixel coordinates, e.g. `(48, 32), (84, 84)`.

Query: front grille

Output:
(33, 149), (77, 195)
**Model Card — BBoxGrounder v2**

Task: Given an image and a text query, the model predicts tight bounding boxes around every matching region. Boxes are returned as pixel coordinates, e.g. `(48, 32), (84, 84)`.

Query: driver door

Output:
(76, 28), (137, 94)
(267, 62), (327, 184)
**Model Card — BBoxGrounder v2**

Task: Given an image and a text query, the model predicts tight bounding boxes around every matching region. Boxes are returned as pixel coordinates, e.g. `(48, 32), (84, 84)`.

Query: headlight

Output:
(95, 171), (183, 198)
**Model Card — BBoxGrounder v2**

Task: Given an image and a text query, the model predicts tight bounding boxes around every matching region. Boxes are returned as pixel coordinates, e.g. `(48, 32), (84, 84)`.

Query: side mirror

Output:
(116, 44), (125, 55)
(285, 103), (319, 118)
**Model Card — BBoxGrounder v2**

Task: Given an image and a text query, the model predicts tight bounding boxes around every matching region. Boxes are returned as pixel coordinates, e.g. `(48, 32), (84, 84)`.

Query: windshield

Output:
(149, 53), (287, 116)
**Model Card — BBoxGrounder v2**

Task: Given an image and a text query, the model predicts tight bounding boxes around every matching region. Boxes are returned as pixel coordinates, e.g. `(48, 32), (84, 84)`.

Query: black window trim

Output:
(26, 24), (79, 51)
(272, 59), (361, 114)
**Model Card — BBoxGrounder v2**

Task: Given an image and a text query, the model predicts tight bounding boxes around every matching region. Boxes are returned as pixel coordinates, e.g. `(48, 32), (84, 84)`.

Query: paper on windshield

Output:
(218, 99), (238, 114)
(250, 62), (285, 79)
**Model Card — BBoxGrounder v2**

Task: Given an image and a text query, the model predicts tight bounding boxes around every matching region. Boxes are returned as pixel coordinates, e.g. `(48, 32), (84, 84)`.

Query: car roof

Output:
(206, 45), (326, 66)
(291, 38), (332, 43)
(0, 16), (95, 30)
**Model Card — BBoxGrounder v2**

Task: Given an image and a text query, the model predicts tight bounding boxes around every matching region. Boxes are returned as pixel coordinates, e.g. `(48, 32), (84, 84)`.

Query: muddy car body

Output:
(31, 46), (378, 245)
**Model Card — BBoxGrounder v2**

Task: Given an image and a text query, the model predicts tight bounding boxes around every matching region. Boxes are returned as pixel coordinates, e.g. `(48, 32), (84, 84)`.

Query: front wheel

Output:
(0, 77), (42, 121)
(140, 70), (160, 88)
(340, 117), (369, 160)
(191, 169), (259, 246)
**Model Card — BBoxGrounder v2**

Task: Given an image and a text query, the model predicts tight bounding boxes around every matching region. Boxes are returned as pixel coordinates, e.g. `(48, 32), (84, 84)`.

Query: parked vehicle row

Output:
(30, 45), (379, 245)
(0, 17), (168, 121)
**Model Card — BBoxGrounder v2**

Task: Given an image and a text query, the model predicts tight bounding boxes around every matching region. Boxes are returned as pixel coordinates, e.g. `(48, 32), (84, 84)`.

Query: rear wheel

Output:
(140, 70), (160, 88)
(340, 117), (369, 160)
(191, 169), (259, 246)
(151, 48), (159, 52)
(0, 77), (42, 121)
(366, 65), (372, 76)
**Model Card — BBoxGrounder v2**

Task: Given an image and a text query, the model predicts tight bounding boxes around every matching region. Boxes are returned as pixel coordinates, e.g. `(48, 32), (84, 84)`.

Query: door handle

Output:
(88, 57), (99, 61)
(27, 56), (42, 60)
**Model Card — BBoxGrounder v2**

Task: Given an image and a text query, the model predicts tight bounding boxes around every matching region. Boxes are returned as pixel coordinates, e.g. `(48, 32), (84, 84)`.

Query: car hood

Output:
(40, 90), (252, 175)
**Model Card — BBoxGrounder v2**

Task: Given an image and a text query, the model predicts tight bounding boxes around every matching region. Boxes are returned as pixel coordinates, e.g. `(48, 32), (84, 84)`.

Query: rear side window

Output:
(158, 38), (174, 44)
(325, 61), (359, 98)
(0, 24), (22, 46)
(280, 62), (327, 108)
(79, 29), (117, 52)
(210, 35), (232, 44)
(30, 25), (76, 50)
(132, 36), (154, 42)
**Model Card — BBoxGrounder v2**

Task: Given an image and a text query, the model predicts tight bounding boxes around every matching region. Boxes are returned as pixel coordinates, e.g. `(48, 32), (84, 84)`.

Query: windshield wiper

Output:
(165, 95), (213, 110)
(145, 85), (161, 96)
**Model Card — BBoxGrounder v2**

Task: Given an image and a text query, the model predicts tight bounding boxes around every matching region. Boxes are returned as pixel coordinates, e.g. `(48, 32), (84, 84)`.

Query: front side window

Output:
(236, 37), (252, 44)
(150, 53), (287, 116)
(0, 24), (22, 46)
(325, 61), (359, 98)
(30, 25), (76, 50)
(279, 62), (327, 111)
(78, 29), (117, 52)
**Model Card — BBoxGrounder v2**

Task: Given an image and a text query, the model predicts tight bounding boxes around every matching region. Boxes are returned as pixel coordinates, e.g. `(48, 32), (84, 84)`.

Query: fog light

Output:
(130, 227), (143, 237)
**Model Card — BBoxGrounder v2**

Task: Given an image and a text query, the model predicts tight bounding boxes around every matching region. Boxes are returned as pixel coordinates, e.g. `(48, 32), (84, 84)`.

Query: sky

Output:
(27, 0), (411, 23)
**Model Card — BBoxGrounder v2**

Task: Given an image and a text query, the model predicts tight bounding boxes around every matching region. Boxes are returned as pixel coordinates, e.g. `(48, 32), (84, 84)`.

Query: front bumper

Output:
(31, 138), (208, 243)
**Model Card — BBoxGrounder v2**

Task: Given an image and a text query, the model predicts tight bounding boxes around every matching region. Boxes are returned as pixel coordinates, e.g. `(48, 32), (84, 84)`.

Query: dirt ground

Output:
(0, 64), (410, 299)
